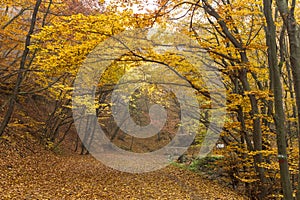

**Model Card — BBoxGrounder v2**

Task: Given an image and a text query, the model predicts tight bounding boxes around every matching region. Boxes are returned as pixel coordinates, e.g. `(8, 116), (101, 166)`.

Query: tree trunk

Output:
(263, 0), (293, 198)
(0, 0), (43, 136)
(276, 0), (300, 198)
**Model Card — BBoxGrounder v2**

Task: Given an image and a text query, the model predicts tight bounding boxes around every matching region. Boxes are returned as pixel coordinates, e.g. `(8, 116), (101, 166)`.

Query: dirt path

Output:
(0, 148), (246, 200)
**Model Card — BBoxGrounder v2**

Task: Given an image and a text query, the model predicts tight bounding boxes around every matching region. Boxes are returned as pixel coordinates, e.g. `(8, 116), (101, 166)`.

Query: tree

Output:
(0, 0), (100, 140)
(275, 0), (300, 198)
(1, 0), (300, 198)
(0, 0), (43, 136)
(153, 0), (299, 198)
(263, 0), (293, 198)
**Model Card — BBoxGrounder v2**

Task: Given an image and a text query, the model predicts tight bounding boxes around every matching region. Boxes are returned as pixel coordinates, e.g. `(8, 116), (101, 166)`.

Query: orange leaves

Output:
(0, 144), (244, 199)
(29, 12), (136, 100)
(244, 90), (273, 101)
(248, 150), (276, 157)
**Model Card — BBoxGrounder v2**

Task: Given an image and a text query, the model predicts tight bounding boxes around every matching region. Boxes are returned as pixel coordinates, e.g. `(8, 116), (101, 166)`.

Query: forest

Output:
(0, 0), (300, 199)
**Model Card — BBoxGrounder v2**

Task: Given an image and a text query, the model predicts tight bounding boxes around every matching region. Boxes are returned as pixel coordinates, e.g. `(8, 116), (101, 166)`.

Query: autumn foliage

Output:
(1, 0), (300, 199)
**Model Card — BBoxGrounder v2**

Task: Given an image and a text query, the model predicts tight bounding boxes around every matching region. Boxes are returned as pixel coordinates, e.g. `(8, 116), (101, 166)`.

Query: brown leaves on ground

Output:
(0, 142), (245, 199)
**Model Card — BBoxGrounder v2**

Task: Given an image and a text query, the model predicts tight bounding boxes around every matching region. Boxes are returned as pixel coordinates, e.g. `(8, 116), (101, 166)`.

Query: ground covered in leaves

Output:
(0, 136), (245, 200)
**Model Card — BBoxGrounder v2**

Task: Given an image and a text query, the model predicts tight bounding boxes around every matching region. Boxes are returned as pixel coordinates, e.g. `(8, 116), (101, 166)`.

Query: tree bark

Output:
(201, 1), (267, 197)
(263, 0), (293, 199)
(0, 0), (43, 136)
(276, 0), (300, 198)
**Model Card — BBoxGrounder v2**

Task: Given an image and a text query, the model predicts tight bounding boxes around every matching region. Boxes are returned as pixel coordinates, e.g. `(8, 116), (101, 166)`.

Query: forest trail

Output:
(0, 145), (245, 200)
